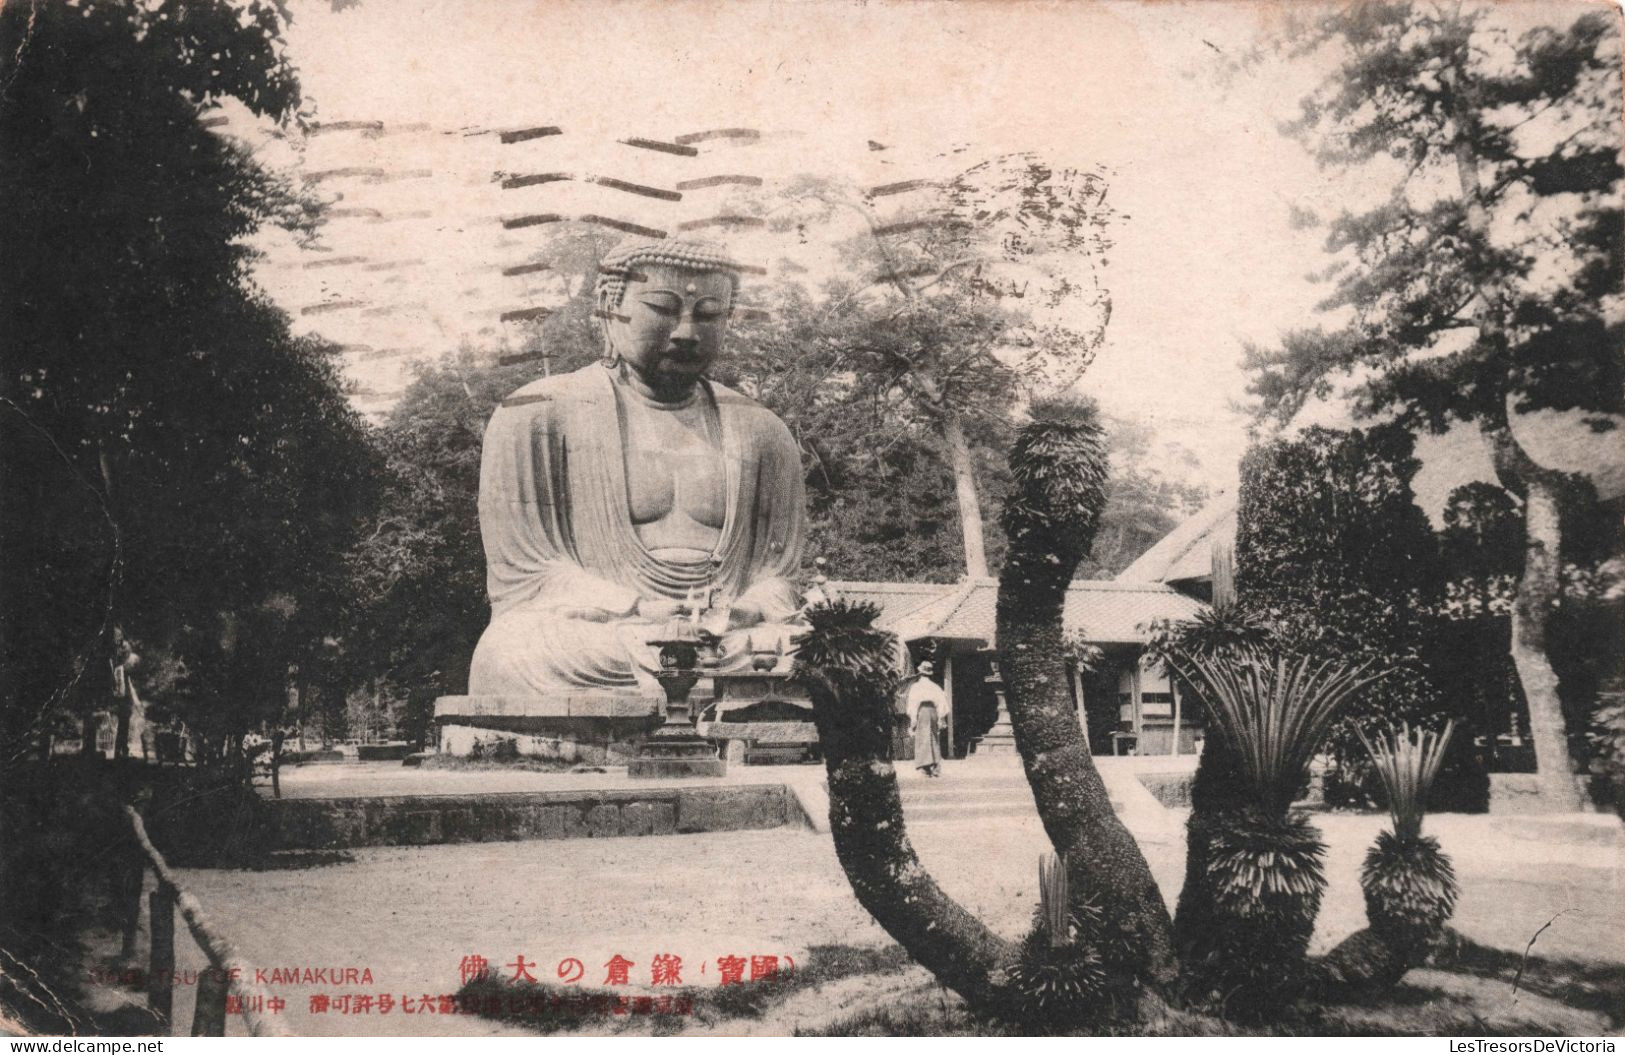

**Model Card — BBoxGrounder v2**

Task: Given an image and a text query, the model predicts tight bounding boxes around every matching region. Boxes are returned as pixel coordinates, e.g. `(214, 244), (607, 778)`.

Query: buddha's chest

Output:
(620, 398), (727, 533)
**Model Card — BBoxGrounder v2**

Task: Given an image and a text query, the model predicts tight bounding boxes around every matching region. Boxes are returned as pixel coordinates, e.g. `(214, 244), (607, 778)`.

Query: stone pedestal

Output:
(627, 729), (726, 778)
(972, 701), (1019, 754)
(433, 693), (662, 763)
(630, 637), (727, 779)
(971, 661), (1018, 754)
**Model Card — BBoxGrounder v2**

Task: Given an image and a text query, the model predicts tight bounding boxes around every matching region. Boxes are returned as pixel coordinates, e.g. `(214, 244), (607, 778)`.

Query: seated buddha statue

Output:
(467, 238), (807, 697)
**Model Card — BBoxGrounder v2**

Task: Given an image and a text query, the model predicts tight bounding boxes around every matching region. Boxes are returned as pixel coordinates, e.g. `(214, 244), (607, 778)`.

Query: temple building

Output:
(832, 576), (1207, 758)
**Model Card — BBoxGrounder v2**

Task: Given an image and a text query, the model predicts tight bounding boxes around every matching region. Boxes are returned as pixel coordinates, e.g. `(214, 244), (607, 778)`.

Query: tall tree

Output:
(1078, 416), (1208, 579)
(341, 350), (551, 731)
(1, 0), (377, 759)
(994, 397), (1181, 996)
(754, 160), (1115, 578)
(1247, 2), (1623, 807)
(724, 272), (1018, 582)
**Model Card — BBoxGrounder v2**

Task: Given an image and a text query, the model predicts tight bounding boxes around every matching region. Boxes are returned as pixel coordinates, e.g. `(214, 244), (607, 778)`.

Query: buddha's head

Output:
(595, 238), (742, 400)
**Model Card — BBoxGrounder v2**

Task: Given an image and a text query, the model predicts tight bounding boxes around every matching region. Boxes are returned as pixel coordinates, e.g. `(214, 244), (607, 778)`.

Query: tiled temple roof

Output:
(829, 577), (1206, 647)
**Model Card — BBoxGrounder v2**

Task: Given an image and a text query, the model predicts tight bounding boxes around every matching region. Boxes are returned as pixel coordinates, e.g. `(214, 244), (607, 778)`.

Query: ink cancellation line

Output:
(300, 300), (368, 316)
(581, 303), (770, 320)
(676, 215), (766, 232)
(581, 260), (771, 280)
(301, 256), (369, 270)
(498, 125), (564, 145)
(499, 306), (553, 323)
(672, 128), (761, 145)
(501, 213), (668, 239)
(867, 178), (941, 198)
(308, 120), (385, 136)
(498, 172), (682, 202)
(344, 347), (422, 362)
(618, 137), (699, 158)
(675, 175), (764, 191)
(306, 167), (434, 185)
(872, 262), (944, 285)
(873, 217), (954, 236)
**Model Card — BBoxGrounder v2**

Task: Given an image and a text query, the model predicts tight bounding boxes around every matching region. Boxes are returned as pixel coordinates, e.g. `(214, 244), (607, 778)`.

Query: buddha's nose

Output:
(669, 318), (699, 348)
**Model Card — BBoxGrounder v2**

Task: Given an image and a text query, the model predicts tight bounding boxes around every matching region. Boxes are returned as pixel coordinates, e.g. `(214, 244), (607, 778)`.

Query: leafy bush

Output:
(469, 736), (520, 762)
(1356, 721), (1455, 841)
(1586, 698), (1625, 820)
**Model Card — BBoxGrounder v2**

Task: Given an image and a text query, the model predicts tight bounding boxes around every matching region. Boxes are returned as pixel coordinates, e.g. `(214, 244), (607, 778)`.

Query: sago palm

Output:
(1355, 721), (1460, 949)
(1175, 650), (1385, 816)
(1169, 650), (1385, 1016)
(1004, 853), (1113, 1029)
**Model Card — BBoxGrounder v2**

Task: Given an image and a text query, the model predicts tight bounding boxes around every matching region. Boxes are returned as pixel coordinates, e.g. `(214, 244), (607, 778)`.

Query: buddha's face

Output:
(610, 264), (733, 399)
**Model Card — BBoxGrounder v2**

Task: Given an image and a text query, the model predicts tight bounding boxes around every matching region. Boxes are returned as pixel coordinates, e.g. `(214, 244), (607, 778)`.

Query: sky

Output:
(237, 0), (1613, 502)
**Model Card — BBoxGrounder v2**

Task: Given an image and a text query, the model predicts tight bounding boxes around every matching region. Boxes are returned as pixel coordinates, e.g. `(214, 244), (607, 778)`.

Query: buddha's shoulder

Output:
(492, 369), (612, 416)
(707, 381), (795, 441)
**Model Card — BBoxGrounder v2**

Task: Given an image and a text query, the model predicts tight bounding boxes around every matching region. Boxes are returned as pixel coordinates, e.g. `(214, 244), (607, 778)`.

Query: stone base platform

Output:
(434, 692), (663, 764)
(267, 783), (806, 850)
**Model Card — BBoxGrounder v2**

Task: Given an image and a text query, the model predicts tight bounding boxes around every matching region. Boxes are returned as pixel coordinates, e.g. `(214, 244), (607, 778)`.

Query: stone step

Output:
(901, 795), (1128, 823)
(897, 784), (1032, 803)
(902, 801), (1044, 824)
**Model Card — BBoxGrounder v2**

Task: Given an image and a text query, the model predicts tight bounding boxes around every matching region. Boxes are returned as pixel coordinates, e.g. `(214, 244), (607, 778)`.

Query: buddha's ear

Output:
(593, 302), (626, 365)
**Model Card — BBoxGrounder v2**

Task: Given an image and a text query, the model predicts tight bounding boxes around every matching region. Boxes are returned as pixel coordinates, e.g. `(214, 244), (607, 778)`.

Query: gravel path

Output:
(157, 775), (1622, 1036)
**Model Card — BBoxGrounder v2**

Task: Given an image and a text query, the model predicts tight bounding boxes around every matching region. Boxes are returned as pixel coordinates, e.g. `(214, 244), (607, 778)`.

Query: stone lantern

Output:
(627, 618), (726, 778)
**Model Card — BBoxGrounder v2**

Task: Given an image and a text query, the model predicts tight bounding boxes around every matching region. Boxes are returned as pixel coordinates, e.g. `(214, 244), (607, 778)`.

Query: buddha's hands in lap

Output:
(554, 600), (637, 622)
(726, 600), (766, 629)
(635, 596), (692, 624)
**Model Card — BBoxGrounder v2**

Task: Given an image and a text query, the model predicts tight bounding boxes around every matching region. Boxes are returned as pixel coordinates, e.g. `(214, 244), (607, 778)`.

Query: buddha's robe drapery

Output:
(468, 367), (807, 696)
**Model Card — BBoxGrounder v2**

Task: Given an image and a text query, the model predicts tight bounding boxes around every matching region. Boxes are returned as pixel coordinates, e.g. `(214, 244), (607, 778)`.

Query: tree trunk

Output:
(1171, 730), (1250, 970)
(270, 728), (285, 800)
(81, 709), (100, 760)
(1449, 77), (1582, 811)
(996, 568), (1180, 995)
(995, 405), (1180, 997)
(1512, 477), (1580, 805)
(1487, 425), (1583, 810)
(296, 670), (311, 750)
(113, 662), (132, 762)
(942, 412), (990, 578)
(798, 644), (1017, 1013)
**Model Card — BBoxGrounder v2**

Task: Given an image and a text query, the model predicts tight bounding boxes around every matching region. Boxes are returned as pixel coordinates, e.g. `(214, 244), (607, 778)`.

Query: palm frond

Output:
(1170, 649), (1386, 815)
(1355, 720), (1455, 841)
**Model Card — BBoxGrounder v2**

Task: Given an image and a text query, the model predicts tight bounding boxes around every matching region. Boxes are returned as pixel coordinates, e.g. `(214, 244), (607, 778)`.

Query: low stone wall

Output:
(1136, 770), (1194, 809)
(268, 784), (800, 849)
(1489, 772), (1593, 815)
(355, 743), (414, 762)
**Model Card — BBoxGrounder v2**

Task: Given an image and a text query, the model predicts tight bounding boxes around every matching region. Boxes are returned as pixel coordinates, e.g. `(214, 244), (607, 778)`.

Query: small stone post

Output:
(192, 969), (229, 1036)
(148, 887), (176, 1022)
(119, 859), (144, 961)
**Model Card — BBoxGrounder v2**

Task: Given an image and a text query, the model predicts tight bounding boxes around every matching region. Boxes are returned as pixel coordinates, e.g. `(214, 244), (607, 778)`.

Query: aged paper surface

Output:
(1, 0), (1621, 1040)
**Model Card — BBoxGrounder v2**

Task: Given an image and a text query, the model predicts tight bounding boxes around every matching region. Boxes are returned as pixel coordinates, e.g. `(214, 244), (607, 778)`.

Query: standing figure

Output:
(906, 660), (946, 777)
